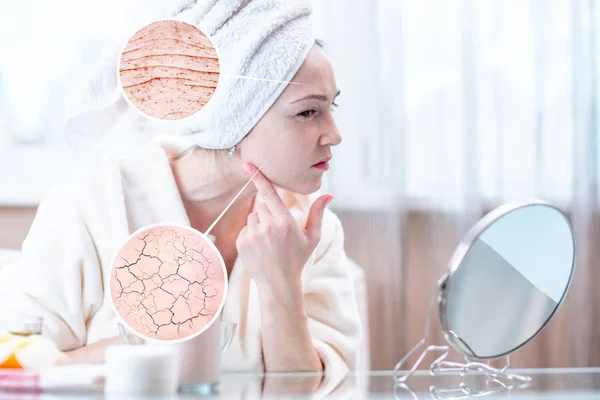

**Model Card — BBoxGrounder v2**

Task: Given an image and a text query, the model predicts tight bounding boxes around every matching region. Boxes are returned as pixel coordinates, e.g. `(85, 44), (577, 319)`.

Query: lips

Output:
(312, 157), (331, 171)
(313, 157), (331, 167)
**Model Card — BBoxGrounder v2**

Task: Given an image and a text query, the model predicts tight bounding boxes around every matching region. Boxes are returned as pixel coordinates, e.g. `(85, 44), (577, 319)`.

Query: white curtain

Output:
(314, 0), (598, 209)
(312, 0), (600, 369)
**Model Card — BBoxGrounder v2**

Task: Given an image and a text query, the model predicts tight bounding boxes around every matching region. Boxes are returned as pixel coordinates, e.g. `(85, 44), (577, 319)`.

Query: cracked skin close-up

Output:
(118, 19), (220, 120)
(110, 225), (226, 341)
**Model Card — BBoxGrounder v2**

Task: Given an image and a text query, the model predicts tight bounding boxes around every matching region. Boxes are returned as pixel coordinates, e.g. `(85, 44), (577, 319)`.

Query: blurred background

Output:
(0, 0), (598, 371)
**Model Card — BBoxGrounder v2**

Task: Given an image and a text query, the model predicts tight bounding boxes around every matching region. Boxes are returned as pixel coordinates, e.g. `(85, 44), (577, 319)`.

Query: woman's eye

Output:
(298, 109), (316, 118)
(331, 101), (339, 112)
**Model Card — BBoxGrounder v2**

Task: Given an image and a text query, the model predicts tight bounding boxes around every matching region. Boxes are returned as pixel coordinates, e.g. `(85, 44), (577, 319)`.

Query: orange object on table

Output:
(0, 331), (66, 370)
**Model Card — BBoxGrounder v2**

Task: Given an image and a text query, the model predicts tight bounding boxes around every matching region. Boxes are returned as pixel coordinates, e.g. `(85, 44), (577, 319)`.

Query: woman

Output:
(0, 0), (361, 375)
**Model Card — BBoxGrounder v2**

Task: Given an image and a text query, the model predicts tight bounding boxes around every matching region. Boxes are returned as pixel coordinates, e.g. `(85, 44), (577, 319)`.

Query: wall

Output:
(0, 207), (37, 249)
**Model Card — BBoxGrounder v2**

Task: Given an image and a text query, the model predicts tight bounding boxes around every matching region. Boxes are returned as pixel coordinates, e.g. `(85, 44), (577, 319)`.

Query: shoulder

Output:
(26, 154), (120, 246)
(31, 184), (80, 227)
(62, 141), (170, 214)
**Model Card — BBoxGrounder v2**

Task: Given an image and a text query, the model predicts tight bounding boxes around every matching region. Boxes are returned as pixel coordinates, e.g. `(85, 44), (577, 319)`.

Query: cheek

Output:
(265, 151), (303, 181)
(243, 136), (322, 194)
(243, 135), (284, 166)
(245, 120), (309, 164)
(242, 117), (319, 183)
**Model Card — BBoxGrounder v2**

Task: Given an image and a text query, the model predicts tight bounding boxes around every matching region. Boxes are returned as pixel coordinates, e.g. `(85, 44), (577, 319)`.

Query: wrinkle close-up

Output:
(118, 19), (220, 120)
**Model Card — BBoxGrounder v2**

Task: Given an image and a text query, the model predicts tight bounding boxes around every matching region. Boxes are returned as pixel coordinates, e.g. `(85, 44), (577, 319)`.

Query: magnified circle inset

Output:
(108, 224), (227, 343)
(117, 19), (220, 121)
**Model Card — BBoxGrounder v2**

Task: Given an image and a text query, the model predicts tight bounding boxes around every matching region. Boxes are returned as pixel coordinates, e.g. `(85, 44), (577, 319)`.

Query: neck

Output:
(167, 148), (257, 236)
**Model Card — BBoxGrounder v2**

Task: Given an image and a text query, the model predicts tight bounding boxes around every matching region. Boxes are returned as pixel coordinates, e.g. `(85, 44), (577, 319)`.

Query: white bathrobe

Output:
(0, 141), (361, 377)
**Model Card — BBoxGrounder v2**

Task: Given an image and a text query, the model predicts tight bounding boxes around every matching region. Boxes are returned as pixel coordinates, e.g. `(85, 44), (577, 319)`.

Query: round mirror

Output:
(438, 199), (576, 360)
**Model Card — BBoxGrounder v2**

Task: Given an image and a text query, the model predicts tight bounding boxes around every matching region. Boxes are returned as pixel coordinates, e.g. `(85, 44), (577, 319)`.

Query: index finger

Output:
(244, 162), (289, 217)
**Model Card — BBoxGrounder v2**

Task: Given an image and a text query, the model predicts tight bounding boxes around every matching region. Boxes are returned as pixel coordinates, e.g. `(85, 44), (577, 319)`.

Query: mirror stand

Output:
(392, 277), (532, 398)
(394, 378), (532, 400)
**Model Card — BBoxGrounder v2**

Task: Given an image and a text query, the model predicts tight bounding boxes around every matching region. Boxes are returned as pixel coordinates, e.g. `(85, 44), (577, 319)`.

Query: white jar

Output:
(104, 345), (178, 398)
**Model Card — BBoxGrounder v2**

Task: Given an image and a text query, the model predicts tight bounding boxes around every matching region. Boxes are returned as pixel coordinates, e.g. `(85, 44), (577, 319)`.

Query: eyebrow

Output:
(291, 89), (341, 104)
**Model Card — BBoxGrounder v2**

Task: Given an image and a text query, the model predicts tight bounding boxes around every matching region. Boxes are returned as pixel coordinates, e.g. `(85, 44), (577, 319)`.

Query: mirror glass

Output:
(442, 203), (576, 359)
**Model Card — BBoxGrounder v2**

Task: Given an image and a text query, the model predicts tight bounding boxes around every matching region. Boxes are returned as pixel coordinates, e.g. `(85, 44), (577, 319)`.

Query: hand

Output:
(58, 336), (132, 365)
(236, 162), (333, 303)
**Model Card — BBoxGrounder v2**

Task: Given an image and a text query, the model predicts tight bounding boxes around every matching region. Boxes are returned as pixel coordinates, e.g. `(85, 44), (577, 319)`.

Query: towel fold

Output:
(63, 0), (315, 150)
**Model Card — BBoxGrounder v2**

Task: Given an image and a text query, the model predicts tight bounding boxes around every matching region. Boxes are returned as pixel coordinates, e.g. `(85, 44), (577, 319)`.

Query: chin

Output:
(275, 170), (324, 194)
(289, 178), (323, 195)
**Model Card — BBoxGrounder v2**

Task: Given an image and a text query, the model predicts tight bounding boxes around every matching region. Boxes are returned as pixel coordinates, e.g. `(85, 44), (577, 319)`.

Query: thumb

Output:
(304, 194), (334, 245)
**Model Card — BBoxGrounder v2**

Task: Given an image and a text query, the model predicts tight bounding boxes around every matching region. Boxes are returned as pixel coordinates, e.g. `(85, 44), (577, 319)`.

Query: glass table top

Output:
(2, 368), (600, 399)
(216, 368), (600, 399)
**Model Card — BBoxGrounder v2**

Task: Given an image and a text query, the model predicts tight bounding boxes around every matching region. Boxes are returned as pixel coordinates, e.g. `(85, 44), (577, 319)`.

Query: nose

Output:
(320, 117), (342, 146)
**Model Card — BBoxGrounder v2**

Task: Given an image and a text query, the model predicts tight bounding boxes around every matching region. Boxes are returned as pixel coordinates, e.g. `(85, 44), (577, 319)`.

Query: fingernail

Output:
(241, 162), (253, 174)
(325, 195), (334, 206)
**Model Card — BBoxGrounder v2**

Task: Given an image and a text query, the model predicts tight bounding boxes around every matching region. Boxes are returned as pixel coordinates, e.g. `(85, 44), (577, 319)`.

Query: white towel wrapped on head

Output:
(62, 0), (315, 150)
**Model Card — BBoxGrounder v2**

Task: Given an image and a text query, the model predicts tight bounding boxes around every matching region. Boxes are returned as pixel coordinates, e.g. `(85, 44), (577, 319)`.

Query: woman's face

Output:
(239, 44), (342, 195)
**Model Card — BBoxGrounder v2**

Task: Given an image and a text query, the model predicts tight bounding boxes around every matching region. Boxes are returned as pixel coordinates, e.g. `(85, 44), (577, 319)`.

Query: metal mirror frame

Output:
(437, 198), (577, 360)
(394, 198), (577, 394)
